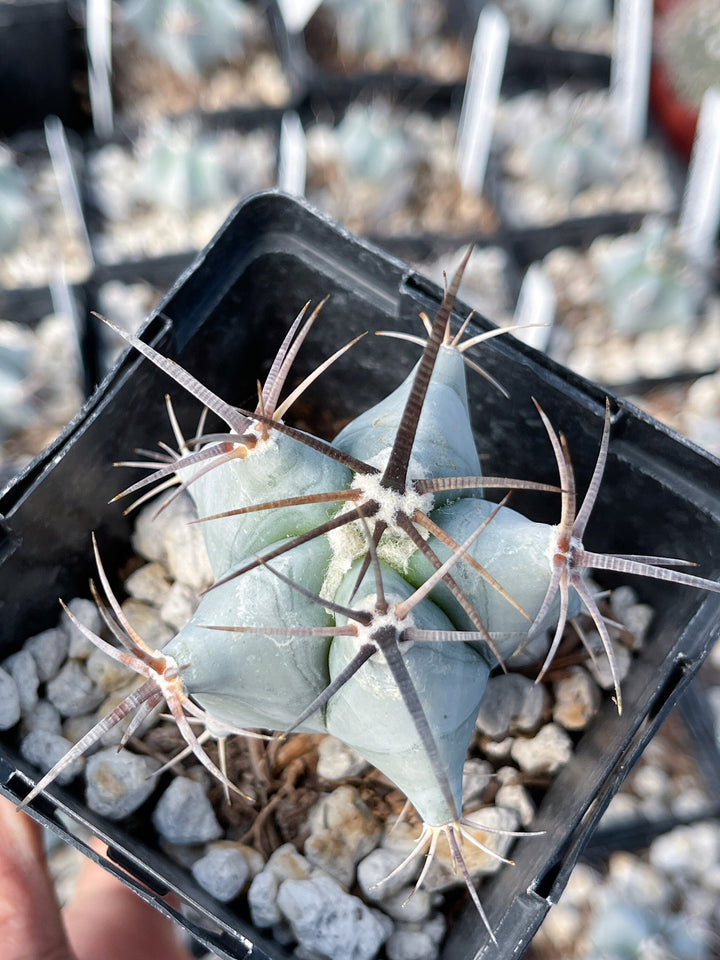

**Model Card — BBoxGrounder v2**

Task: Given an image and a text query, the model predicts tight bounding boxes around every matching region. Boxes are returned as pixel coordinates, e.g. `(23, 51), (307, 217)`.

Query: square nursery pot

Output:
(2, 191), (720, 959)
(0, 0), (83, 135)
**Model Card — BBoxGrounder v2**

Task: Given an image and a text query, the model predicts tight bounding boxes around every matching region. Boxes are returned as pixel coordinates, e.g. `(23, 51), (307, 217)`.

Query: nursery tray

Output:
(269, 0), (611, 104)
(2, 192), (720, 960)
(0, 0), (84, 134)
(81, 106), (285, 269)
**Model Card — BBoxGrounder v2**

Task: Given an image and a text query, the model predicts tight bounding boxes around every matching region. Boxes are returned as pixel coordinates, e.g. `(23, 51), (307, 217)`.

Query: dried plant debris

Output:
(10, 256), (720, 953)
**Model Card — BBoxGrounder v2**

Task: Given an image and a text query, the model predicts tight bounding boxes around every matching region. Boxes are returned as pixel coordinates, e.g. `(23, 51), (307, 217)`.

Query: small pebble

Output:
(475, 673), (548, 740)
(478, 735), (513, 761)
(462, 758), (493, 807)
(277, 875), (388, 960)
(381, 887), (432, 923)
(191, 847), (250, 902)
(357, 847), (419, 902)
(20, 731), (84, 785)
(218, 840), (263, 879)
(586, 636), (631, 691)
(46, 660), (105, 717)
(552, 666), (600, 730)
(671, 788), (708, 818)
(386, 930), (437, 960)
(62, 598), (103, 658)
(0, 667), (21, 729)
(24, 627), (69, 682)
(609, 585), (639, 620)
(124, 561), (172, 606)
(304, 786), (381, 889)
(152, 777), (223, 845)
(131, 494), (180, 565)
(23, 700), (62, 736)
(632, 764), (670, 802)
(265, 843), (313, 883)
(86, 646), (136, 693)
(85, 747), (160, 819)
(510, 723), (573, 776)
(316, 736), (368, 780)
(424, 808), (520, 889)
(121, 599), (174, 648)
(3, 650), (39, 713)
(162, 495), (213, 591)
(417, 913), (446, 947)
(248, 870), (281, 928)
(160, 581), (199, 632)
(62, 713), (101, 750)
(621, 603), (654, 649)
(606, 852), (671, 909)
(649, 822), (720, 881)
(495, 781), (536, 827)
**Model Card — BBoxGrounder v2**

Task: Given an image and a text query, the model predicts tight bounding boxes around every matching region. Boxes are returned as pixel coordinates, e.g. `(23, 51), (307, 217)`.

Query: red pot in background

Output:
(650, 0), (720, 160)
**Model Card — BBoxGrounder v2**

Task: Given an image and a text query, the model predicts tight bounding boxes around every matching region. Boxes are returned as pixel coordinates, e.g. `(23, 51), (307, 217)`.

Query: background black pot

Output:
(2, 192), (720, 959)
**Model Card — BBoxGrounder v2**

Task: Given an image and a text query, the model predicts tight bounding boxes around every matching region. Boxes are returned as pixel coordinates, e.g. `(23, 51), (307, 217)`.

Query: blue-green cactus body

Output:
(326, 563), (490, 826)
(406, 498), (555, 655)
(121, 0), (254, 75)
(179, 429), (352, 579)
(167, 538), (333, 733)
(334, 344), (481, 486)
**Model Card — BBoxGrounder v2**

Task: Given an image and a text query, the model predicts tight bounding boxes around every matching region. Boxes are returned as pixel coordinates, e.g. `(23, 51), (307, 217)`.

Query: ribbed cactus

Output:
(120, 0), (255, 75)
(20, 254), (720, 936)
(594, 218), (705, 335)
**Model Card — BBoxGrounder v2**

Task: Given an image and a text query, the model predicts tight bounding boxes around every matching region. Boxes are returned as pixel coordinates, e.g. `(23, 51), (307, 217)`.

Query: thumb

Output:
(0, 793), (74, 960)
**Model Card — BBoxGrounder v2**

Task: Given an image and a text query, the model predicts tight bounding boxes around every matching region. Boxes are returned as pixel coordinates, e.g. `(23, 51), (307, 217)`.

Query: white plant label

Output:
(44, 116), (94, 268)
(678, 87), (720, 268)
(610, 0), (653, 144)
(86, 0), (114, 138)
(276, 0), (323, 33)
(512, 264), (556, 352)
(455, 5), (509, 196)
(278, 111), (307, 197)
(50, 265), (84, 380)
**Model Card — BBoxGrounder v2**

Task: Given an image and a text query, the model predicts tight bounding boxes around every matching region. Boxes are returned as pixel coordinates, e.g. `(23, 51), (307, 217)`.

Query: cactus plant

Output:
(17, 254), (720, 940)
(593, 217), (706, 336)
(120, 0), (256, 75)
(318, 0), (440, 62)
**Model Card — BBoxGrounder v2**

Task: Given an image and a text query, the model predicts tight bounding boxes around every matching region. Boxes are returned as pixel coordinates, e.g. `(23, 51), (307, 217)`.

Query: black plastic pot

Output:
(268, 0), (612, 105)
(0, 0), (85, 135)
(2, 192), (720, 960)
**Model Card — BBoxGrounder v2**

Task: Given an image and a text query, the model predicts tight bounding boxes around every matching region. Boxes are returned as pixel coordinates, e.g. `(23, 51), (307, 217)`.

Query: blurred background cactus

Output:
(594, 217), (705, 334)
(119, 0), (256, 75)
